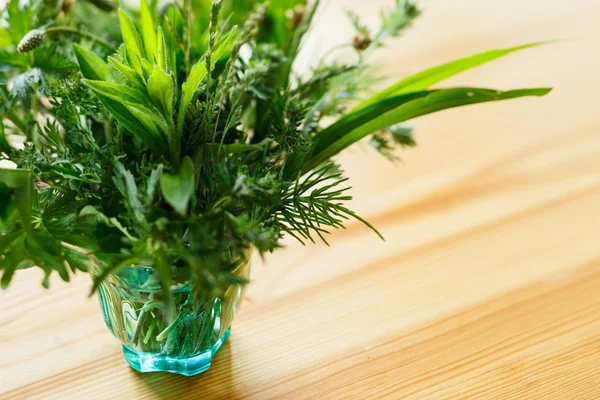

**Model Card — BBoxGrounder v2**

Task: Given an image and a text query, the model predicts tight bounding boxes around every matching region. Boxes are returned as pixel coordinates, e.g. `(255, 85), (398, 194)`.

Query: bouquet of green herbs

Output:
(0, 0), (550, 306)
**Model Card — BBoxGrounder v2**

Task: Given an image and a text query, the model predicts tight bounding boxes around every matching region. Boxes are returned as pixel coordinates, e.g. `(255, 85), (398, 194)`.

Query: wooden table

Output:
(2, 0), (600, 398)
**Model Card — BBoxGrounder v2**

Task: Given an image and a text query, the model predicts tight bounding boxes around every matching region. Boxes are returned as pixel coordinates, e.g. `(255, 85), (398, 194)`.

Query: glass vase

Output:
(91, 253), (251, 376)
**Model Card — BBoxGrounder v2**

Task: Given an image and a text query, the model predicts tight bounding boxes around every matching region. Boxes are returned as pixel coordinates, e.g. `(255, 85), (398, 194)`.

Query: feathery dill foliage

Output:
(0, 0), (550, 302)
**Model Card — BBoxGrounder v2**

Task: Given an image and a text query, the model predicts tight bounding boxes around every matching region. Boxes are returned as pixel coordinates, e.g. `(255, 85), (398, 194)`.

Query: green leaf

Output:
(0, 168), (34, 236)
(119, 9), (145, 75)
(83, 79), (149, 107)
(90, 255), (140, 295)
(178, 28), (238, 134)
(32, 45), (78, 74)
(356, 42), (549, 110)
(0, 184), (14, 220)
(14, 178), (33, 236)
(139, 57), (154, 81)
(108, 56), (146, 89)
(125, 106), (165, 140)
(160, 156), (195, 216)
(0, 27), (13, 48)
(0, 119), (11, 154)
(140, 0), (157, 61)
(313, 90), (433, 153)
(114, 163), (146, 224)
(63, 247), (90, 273)
(0, 168), (31, 188)
(221, 144), (262, 153)
(155, 26), (168, 71)
(6, 0), (32, 43)
(146, 165), (164, 204)
(93, 94), (167, 156)
(147, 65), (174, 119)
(73, 44), (114, 81)
(0, 49), (29, 69)
(308, 87), (552, 170)
(1, 259), (33, 290)
(82, 79), (169, 137)
(10, 69), (50, 108)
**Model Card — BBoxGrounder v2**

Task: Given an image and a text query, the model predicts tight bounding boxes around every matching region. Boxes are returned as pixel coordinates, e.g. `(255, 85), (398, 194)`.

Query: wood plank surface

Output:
(1, 0), (600, 398)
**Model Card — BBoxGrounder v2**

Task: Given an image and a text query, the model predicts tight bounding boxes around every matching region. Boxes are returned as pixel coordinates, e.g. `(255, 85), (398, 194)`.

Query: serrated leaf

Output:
(140, 0), (157, 61)
(146, 165), (164, 204)
(308, 87), (552, 170)
(119, 9), (145, 75)
(147, 65), (174, 119)
(32, 45), (78, 74)
(356, 42), (550, 110)
(160, 156), (195, 216)
(114, 162), (146, 224)
(178, 28), (238, 134)
(73, 44), (114, 81)
(6, 0), (32, 43)
(10, 68), (50, 108)
(1, 258), (33, 289)
(63, 247), (90, 273)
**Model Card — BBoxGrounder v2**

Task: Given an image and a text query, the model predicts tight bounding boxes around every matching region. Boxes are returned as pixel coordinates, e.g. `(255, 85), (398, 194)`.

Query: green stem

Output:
(101, 110), (114, 143)
(45, 27), (116, 52)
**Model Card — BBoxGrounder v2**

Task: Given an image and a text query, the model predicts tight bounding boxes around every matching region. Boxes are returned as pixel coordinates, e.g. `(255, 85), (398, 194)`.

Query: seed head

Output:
(17, 29), (46, 54)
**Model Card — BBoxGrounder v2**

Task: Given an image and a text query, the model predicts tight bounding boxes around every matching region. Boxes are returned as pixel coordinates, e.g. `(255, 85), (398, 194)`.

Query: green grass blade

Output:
(307, 87), (552, 171)
(355, 42), (550, 111)
(312, 90), (434, 155)
(140, 0), (157, 61)
(119, 9), (145, 75)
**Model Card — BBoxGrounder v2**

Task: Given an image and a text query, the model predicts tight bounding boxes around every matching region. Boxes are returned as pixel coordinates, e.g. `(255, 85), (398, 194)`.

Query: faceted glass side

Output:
(92, 253), (251, 376)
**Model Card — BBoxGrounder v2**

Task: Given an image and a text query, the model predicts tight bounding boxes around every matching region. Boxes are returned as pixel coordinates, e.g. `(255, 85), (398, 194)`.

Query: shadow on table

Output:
(131, 340), (240, 399)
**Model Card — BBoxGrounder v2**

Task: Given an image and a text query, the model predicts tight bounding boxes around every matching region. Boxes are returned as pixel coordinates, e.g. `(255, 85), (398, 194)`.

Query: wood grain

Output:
(1, 0), (600, 398)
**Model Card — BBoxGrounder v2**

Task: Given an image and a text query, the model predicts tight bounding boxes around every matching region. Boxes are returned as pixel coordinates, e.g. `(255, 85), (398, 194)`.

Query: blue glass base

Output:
(122, 328), (231, 376)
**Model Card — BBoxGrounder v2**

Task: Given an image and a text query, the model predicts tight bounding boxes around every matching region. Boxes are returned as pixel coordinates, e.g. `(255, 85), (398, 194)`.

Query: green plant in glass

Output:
(0, 0), (551, 376)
